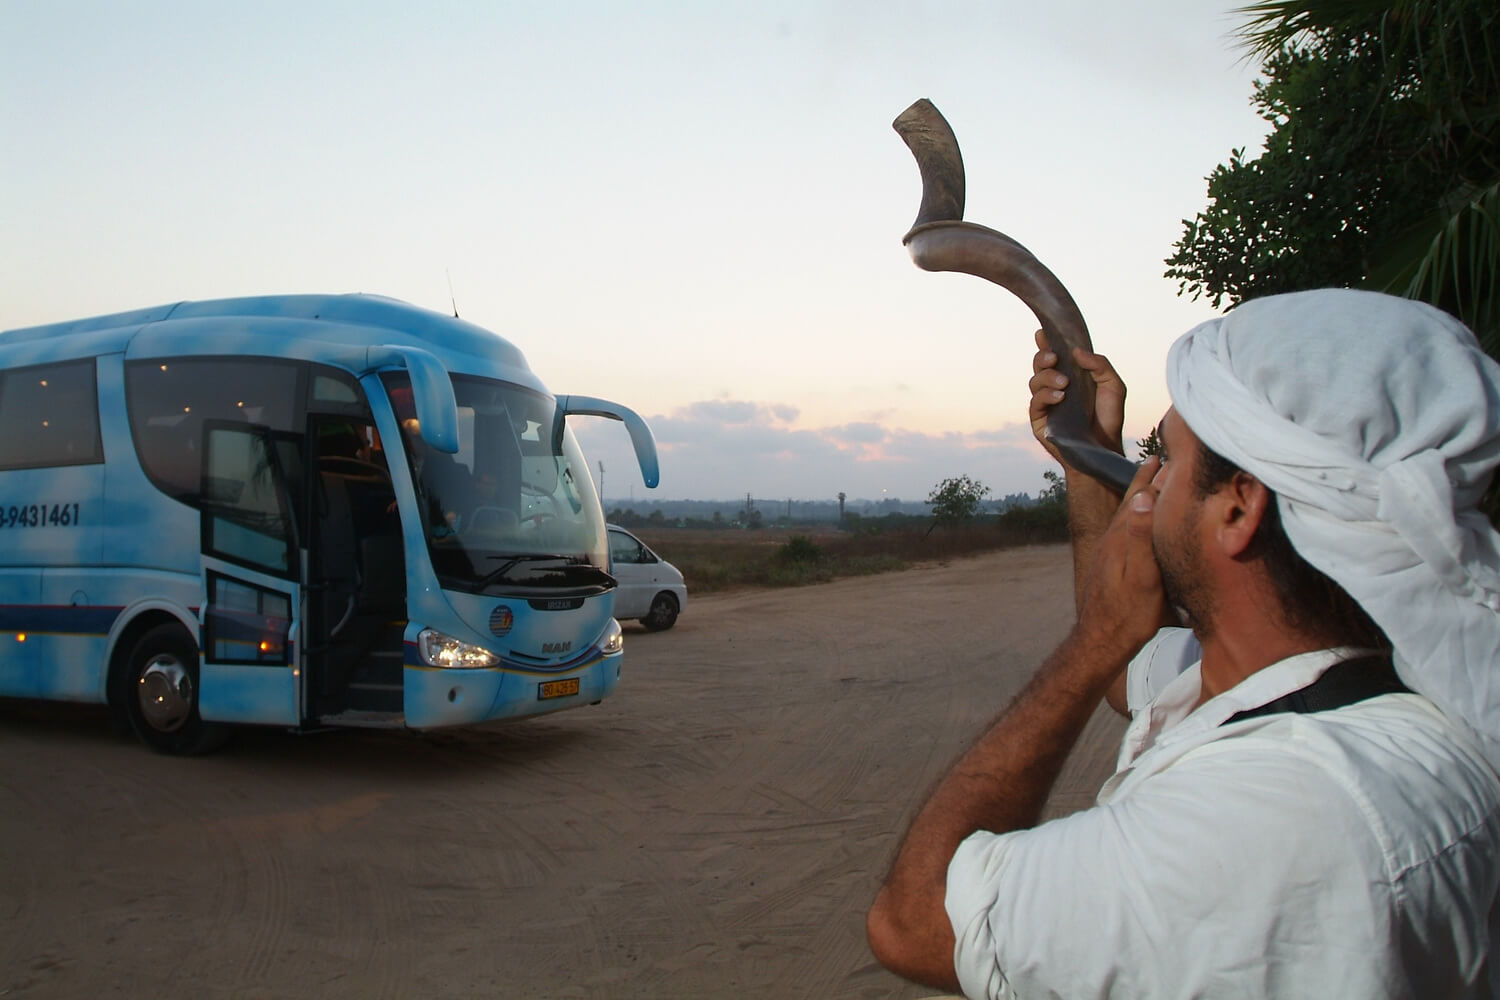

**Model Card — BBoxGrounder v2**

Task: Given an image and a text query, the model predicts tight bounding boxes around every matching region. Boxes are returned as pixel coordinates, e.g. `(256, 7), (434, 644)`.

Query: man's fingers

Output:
(1032, 330), (1058, 375)
(1124, 455), (1160, 493)
(1072, 346), (1122, 387)
(1077, 455), (1165, 648)
(1119, 457), (1161, 540)
(1029, 328), (1067, 440)
(1126, 486), (1156, 539)
(1028, 371), (1068, 445)
(1029, 369), (1067, 397)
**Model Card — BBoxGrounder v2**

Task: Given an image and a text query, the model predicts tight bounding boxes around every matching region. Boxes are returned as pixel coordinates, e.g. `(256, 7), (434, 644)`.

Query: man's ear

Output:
(1216, 472), (1271, 558)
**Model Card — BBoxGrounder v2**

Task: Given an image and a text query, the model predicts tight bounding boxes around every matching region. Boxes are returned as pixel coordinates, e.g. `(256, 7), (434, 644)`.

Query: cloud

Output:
(572, 397), (1055, 502)
(676, 400), (798, 425)
(827, 421), (886, 445)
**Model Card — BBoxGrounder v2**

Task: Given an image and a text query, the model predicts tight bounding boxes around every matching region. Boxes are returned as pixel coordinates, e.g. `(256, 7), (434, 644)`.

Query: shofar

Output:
(893, 98), (1138, 492)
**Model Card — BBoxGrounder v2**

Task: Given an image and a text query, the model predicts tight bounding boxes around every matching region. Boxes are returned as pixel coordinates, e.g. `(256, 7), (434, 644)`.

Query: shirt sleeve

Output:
(944, 731), (1400, 999)
(1125, 627), (1201, 713)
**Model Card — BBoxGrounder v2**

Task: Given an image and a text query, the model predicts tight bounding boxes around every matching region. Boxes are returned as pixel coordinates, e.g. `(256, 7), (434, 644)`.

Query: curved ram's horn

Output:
(893, 98), (1138, 493)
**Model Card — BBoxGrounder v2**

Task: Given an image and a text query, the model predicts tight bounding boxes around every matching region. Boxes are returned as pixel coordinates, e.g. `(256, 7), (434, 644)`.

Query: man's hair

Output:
(1194, 441), (1391, 651)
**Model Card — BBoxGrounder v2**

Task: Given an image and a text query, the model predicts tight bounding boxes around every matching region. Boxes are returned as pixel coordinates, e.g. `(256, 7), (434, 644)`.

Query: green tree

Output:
(993, 470), (1068, 540)
(1038, 469), (1067, 506)
(1136, 426), (1161, 459)
(927, 475), (991, 532)
(1167, 1), (1499, 346)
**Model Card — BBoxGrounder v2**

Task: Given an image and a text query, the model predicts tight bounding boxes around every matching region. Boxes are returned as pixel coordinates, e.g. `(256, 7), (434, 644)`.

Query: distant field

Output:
(622, 515), (1068, 593)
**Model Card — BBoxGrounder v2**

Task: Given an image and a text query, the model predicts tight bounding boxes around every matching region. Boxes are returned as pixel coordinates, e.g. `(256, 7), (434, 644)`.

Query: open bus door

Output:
(196, 421), (304, 726)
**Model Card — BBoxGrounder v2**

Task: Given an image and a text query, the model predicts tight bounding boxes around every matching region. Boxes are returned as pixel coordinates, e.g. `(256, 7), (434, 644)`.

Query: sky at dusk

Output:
(2, 2), (1270, 503)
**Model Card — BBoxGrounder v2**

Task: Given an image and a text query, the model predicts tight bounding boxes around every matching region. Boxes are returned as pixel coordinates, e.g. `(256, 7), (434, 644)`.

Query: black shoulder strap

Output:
(1224, 654), (1408, 726)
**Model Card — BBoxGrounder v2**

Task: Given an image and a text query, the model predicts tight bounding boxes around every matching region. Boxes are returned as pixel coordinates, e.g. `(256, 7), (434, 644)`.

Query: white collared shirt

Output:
(945, 628), (1500, 999)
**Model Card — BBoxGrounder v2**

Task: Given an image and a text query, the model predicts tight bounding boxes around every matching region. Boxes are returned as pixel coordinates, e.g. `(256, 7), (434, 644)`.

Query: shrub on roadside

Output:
(629, 508), (1069, 594)
(995, 500), (1067, 543)
(779, 535), (823, 564)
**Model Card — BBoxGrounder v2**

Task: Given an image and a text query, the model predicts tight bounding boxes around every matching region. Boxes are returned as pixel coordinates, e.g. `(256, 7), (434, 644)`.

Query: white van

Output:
(606, 525), (686, 630)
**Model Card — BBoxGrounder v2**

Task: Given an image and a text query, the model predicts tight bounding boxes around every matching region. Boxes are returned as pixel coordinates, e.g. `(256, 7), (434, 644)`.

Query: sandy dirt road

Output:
(0, 543), (1124, 999)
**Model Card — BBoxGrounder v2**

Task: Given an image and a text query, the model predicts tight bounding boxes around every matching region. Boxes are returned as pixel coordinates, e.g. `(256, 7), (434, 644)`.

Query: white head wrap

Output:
(1167, 289), (1500, 769)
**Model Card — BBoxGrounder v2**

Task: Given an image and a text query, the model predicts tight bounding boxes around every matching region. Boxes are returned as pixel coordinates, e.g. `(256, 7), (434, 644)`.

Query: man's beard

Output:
(1154, 531), (1214, 638)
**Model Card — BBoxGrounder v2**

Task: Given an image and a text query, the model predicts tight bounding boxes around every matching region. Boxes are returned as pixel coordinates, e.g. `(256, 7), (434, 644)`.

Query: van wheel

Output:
(117, 624), (228, 755)
(641, 593), (679, 631)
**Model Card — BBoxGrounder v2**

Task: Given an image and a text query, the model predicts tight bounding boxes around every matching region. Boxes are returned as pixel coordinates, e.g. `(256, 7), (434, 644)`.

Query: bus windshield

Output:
(382, 372), (611, 595)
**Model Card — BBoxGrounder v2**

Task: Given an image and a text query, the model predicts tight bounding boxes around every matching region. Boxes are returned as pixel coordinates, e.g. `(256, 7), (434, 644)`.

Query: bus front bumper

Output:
(400, 648), (623, 729)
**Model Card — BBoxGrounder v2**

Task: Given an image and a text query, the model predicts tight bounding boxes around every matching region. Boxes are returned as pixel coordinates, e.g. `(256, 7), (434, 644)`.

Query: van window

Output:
(0, 360), (103, 469)
(126, 358), (301, 502)
(609, 530), (648, 565)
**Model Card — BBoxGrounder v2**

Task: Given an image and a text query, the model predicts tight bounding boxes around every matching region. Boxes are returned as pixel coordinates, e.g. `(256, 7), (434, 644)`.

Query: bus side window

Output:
(133, 419), (197, 500)
(126, 358), (301, 506)
(312, 373), (361, 406)
(202, 424), (296, 576)
(0, 360), (103, 469)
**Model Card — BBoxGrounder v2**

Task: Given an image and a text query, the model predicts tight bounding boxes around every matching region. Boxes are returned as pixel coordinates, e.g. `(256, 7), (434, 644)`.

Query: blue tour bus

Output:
(0, 293), (659, 753)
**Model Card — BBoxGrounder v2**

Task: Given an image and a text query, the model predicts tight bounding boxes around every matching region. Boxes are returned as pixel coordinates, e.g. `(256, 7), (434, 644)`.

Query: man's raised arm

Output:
(866, 460), (1166, 991)
(1028, 331), (1135, 712)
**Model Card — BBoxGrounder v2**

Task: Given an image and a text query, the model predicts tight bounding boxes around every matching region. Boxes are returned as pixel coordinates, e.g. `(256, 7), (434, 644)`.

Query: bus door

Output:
(304, 416), (406, 721)
(196, 421), (304, 726)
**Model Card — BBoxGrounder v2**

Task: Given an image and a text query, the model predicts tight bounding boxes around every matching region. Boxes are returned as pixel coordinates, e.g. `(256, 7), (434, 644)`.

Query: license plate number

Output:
(538, 677), (580, 700)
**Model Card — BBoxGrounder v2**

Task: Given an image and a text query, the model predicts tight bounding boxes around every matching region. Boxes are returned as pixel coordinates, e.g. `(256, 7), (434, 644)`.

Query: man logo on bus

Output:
(488, 606), (515, 637)
(543, 641), (572, 655)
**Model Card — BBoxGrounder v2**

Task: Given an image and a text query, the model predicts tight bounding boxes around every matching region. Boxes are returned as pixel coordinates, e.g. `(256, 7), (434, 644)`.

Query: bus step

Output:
(314, 709), (405, 729)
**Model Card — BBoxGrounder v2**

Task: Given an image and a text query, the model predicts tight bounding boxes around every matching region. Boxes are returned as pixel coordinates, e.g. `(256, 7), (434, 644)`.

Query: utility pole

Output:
(838, 491), (846, 525)
(597, 460), (605, 504)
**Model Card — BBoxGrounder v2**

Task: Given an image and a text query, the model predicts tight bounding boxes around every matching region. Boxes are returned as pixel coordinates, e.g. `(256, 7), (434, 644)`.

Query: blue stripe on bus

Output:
(0, 604), (124, 635)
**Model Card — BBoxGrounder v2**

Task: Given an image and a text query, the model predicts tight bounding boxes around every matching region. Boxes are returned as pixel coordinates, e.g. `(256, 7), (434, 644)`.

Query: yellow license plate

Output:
(538, 677), (580, 700)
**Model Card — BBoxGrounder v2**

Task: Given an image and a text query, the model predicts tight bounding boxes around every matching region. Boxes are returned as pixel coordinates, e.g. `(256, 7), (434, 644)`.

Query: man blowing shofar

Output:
(867, 289), (1500, 998)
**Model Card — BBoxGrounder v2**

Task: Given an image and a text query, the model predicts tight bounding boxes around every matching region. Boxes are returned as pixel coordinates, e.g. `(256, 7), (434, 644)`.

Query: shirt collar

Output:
(1116, 645), (1371, 774)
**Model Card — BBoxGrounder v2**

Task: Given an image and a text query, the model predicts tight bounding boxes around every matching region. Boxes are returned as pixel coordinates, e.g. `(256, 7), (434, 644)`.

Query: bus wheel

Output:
(119, 624), (228, 755)
(641, 593), (680, 631)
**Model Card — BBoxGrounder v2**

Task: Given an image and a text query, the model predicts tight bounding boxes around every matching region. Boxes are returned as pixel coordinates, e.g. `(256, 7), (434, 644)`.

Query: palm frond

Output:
(1235, 0), (1500, 106)
(1402, 180), (1500, 348)
(1234, 0), (1399, 58)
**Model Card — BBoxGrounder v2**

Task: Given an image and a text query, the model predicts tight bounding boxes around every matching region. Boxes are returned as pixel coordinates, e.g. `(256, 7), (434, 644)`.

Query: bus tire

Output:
(117, 623), (229, 755)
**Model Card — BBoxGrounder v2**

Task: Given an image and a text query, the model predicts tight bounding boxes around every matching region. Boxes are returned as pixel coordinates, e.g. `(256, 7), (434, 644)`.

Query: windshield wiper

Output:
(478, 553), (581, 589)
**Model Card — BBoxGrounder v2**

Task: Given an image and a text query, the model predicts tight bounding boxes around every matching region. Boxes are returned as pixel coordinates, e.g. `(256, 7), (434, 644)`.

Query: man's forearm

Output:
(1065, 471), (1122, 611)
(1064, 471), (1131, 713)
(866, 625), (1132, 990)
(869, 459), (1165, 990)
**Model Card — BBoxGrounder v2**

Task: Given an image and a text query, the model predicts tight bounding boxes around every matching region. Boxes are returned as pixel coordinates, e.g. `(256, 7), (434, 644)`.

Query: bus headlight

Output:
(418, 629), (500, 668)
(601, 619), (624, 655)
